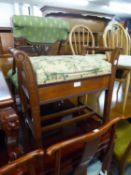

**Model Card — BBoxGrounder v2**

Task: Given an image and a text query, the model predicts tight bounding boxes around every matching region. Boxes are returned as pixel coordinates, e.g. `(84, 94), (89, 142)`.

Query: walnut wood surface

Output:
(38, 75), (110, 103)
(47, 116), (127, 155)
(46, 116), (127, 175)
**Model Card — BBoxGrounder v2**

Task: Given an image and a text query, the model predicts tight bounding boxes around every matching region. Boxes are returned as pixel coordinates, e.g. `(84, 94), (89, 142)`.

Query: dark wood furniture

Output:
(0, 70), (20, 166)
(0, 108), (20, 167)
(10, 47), (120, 148)
(47, 116), (128, 175)
(0, 29), (13, 57)
(0, 149), (44, 175)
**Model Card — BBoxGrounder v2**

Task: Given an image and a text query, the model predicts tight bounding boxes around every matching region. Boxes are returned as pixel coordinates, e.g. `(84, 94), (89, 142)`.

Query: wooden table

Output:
(0, 70), (14, 108)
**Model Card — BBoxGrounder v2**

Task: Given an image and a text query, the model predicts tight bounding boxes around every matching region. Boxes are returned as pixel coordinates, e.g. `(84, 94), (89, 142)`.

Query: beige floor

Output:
(87, 81), (131, 119)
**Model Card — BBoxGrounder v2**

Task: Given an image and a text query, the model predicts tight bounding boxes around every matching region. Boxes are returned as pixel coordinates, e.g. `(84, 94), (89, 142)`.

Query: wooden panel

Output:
(62, 17), (106, 33)
(0, 31), (14, 75)
(41, 6), (111, 54)
(0, 32), (14, 54)
(39, 75), (110, 103)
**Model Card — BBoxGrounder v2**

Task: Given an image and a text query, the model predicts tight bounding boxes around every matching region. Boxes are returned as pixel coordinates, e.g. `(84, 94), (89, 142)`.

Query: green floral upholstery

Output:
(8, 55), (111, 87)
(30, 55), (111, 85)
(114, 120), (131, 160)
(12, 15), (70, 43)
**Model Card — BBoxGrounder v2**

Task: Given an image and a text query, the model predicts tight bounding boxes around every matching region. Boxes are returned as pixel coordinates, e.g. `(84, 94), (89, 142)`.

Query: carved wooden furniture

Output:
(0, 107), (19, 139)
(0, 149), (44, 175)
(0, 70), (19, 140)
(0, 70), (20, 165)
(10, 47), (120, 148)
(47, 116), (127, 175)
(103, 20), (131, 113)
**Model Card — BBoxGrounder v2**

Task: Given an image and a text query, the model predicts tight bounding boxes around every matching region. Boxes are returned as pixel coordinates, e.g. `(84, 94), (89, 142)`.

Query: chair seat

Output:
(117, 55), (131, 69)
(29, 55), (111, 85)
(7, 55), (111, 87)
(114, 120), (131, 160)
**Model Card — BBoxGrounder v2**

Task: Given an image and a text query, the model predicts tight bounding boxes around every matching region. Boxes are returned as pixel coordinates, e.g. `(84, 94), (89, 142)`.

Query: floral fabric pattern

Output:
(12, 15), (70, 43)
(29, 55), (111, 85)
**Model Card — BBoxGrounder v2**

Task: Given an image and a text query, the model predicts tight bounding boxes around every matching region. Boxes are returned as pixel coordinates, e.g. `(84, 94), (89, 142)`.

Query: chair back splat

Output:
(103, 21), (130, 60)
(0, 149), (44, 175)
(47, 116), (128, 175)
(103, 20), (131, 112)
(69, 24), (95, 55)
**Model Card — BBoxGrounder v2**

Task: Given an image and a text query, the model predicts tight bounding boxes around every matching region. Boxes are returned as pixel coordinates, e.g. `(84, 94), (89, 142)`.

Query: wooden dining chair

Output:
(103, 20), (131, 113)
(0, 149), (44, 175)
(47, 116), (127, 175)
(69, 24), (95, 55)
(69, 24), (95, 104)
(7, 15), (70, 102)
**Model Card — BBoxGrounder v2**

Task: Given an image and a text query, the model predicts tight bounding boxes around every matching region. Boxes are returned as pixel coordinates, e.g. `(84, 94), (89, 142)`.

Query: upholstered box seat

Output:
(8, 54), (111, 87)
(31, 55), (111, 84)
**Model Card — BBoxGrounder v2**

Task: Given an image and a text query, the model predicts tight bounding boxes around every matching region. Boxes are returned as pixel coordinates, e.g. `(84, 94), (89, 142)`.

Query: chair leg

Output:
(117, 81), (122, 97)
(122, 71), (130, 113)
(85, 95), (88, 105)
(118, 161), (125, 175)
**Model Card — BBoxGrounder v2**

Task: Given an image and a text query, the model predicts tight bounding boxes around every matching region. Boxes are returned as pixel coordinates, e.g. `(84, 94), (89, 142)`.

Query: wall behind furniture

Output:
(0, 3), (14, 27)
(0, 2), (42, 27)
